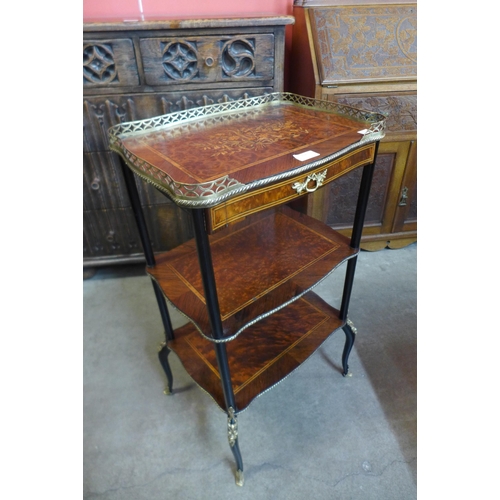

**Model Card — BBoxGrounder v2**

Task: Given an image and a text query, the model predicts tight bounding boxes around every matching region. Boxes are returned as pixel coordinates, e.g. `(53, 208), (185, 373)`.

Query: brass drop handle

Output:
(292, 169), (327, 194)
(398, 186), (408, 206)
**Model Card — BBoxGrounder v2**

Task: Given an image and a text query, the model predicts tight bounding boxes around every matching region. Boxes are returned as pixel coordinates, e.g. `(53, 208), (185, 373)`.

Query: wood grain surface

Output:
(120, 102), (366, 187)
(168, 290), (344, 411)
(147, 205), (356, 338)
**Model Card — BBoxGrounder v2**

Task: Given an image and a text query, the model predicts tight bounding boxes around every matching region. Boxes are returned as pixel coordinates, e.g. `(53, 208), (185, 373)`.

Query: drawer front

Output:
(84, 204), (193, 258)
(84, 207), (143, 258)
(140, 34), (274, 86)
(208, 144), (375, 232)
(84, 151), (169, 210)
(83, 39), (139, 88)
(83, 87), (274, 152)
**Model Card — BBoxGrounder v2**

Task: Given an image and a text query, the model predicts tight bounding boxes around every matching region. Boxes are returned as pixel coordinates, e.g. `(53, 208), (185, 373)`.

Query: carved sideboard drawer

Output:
(139, 35), (275, 86)
(83, 39), (140, 88)
(207, 143), (375, 232)
(84, 151), (170, 210)
(84, 203), (193, 259)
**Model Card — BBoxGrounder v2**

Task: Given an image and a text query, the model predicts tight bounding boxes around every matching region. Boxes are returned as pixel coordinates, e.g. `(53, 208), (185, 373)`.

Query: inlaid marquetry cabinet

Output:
(83, 16), (294, 270)
(290, 1), (416, 249)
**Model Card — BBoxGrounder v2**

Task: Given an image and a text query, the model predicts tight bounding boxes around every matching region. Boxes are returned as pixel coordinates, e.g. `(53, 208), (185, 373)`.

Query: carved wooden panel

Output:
(309, 4), (417, 84)
(140, 35), (274, 86)
(333, 93), (416, 134)
(289, 4), (416, 246)
(84, 152), (130, 210)
(84, 151), (170, 210)
(83, 203), (193, 258)
(83, 39), (139, 87)
(84, 208), (143, 258)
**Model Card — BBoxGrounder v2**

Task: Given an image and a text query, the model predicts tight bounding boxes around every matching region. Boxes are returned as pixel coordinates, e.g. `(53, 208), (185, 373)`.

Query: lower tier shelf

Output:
(149, 205), (356, 340)
(168, 290), (344, 412)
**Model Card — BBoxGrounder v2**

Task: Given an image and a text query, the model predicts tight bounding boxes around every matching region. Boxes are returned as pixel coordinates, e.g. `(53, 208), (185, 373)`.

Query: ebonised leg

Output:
(338, 156), (378, 378)
(341, 319), (357, 377)
(191, 209), (244, 485)
(158, 341), (174, 395)
(117, 156), (177, 394)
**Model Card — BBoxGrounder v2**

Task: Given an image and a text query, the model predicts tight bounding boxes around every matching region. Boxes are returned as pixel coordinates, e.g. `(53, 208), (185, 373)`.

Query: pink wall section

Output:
(83, 0), (293, 21)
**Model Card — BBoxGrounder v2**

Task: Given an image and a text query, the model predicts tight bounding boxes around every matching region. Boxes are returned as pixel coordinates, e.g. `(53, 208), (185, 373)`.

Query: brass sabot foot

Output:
(235, 469), (244, 487)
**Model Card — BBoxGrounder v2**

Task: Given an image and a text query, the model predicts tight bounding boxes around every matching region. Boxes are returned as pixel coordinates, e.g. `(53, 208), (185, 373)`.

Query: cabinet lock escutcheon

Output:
(398, 186), (408, 206)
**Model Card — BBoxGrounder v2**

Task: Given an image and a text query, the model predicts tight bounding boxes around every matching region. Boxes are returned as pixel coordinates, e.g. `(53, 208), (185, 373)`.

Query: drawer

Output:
(140, 34), (274, 86)
(207, 144), (376, 232)
(84, 151), (169, 210)
(84, 204), (193, 258)
(84, 39), (139, 88)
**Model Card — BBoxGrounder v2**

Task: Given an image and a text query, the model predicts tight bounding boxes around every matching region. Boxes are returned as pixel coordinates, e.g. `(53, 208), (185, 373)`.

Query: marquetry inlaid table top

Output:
(108, 92), (386, 208)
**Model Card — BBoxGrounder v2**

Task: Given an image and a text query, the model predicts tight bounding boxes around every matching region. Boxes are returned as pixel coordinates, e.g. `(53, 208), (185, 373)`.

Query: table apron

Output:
(207, 143), (376, 232)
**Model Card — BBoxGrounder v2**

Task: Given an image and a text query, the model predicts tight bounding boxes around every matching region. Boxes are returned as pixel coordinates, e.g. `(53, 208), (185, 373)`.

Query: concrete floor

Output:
(83, 243), (416, 499)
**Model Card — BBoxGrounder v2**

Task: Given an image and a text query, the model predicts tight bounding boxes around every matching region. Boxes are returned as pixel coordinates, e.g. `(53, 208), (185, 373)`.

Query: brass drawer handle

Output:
(291, 169), (327, 194)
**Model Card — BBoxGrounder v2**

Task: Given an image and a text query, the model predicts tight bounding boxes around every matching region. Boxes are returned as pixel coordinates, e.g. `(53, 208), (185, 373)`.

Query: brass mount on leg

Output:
(227, 407), (238, 447)
(346, 319), (358, 335)
(227, 407), (244, 486)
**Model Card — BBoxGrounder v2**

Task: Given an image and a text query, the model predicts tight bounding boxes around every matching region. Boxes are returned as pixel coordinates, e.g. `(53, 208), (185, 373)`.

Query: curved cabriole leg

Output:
(341, 319), (357, 377)
(227, 407), (244, 486)
(158, 341), (173, 395)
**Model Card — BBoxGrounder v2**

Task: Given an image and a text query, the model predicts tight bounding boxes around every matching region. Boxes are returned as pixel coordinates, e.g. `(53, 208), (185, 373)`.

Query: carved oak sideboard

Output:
(83, 16), (294, 271)
(290, 1), (416, 249)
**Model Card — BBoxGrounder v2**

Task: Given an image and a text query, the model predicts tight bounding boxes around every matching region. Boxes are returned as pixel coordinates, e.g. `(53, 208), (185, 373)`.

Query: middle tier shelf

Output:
(148, 205), (357, 339)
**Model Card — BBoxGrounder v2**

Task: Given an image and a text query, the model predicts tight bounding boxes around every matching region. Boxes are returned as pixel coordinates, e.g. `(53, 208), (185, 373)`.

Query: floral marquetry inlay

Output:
(191, 119), (309, 157)
(129, 104), (355, 183)
(109, 93), (385, 207)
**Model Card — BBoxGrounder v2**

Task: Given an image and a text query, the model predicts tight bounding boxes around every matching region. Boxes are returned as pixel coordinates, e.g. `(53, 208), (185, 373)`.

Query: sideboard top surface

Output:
(83, 16), (295, 32)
